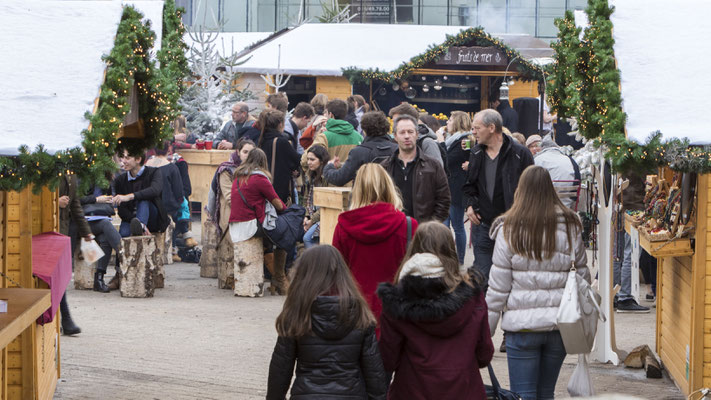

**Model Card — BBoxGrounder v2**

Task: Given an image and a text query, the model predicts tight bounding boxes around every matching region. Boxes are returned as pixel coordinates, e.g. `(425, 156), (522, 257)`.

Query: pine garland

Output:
(548, 0), (711, 174)
(0, 5), (173, 192)
(342, 26), (545, 84)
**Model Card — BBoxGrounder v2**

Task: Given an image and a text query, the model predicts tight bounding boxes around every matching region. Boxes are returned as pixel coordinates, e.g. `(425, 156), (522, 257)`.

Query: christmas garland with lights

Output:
(342, 27), (545, 84)
(157, 0), (190, 118)
(548, 0), (711, 174)
(0, 6), (174, 192)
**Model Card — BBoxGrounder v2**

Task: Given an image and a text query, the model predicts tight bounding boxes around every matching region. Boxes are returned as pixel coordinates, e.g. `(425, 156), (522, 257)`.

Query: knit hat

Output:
(525, 134), (542, 147)
(398, 253), (444, 280)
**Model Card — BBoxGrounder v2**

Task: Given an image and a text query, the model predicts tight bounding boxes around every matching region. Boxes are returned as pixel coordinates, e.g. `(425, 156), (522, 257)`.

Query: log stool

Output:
(151, 230), (168, 289)
(119, 236), (158, 298)
(233, 236), (264, 297)
(199, 220), (218, 278)
(217, 233), (234, 289)
(162, 221), (175, 265)
(73, 248), (96, 290)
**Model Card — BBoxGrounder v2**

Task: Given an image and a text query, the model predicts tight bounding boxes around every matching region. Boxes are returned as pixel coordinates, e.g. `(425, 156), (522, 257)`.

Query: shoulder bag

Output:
(485, 364), (522, 400)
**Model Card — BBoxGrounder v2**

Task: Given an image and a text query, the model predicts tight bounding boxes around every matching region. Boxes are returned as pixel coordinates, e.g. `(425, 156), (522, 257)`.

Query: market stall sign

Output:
(436, 46), (508, 66)
(352, 0), (390, 23)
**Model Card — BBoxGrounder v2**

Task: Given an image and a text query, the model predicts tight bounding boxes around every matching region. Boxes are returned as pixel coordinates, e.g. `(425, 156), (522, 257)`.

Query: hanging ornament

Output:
(433, 79), (443, 91)
(458, 84), (467, 93)
(405, 87), (417, 99)
(392, 82), (400, 91)
(421, 76), (427, 81)
(378, 87), (387, 96)
(443, 75), (448, 81)
(422, 84), (430, 93)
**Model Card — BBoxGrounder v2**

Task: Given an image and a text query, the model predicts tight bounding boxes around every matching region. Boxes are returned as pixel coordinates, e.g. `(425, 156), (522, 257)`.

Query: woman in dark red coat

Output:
(333, 164), (417, 323)
(377, 222), (494, 400)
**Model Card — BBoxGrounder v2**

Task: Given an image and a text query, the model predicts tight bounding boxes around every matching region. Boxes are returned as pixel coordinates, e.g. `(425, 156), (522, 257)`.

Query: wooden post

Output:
(233, 236), (264, 297)
(313, 187), (351, 245)
(119, 237), (157, 298)
(199, 220), (218, 278)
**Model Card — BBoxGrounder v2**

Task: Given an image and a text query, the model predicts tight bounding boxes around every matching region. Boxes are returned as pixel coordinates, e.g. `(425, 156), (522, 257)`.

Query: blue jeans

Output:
(119, 200), (159, 237)
(303, 222), (320, 249)
(472, 222), (494, 289)
(506, 331), (567, 400)
(613, 230), (633, 301)
(443, 204), (466, 264)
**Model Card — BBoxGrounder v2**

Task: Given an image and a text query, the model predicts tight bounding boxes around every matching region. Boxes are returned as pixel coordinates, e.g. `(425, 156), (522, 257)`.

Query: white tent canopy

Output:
(183, 32), (273, 58)
(610, 0), (711, 144)
(0, 1), (124, 156)
(232, 23), (553, 76)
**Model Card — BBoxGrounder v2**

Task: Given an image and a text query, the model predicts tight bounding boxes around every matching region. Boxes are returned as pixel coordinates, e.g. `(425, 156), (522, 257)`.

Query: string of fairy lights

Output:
(341, 27), (546, 84)
(0, 4), (186, 192)
(548, 0), (711, 174)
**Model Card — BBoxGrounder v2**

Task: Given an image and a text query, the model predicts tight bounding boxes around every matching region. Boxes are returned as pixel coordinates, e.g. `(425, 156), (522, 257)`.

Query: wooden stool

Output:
(73, 248), (95, 290)
(151, 231), (167, 289)
(119, 236), (157, 298)
(162, 221), (174, 265)
(199, 220), (218, 278)
(217, 234), (234, 289)
(233, 236), (264, 297)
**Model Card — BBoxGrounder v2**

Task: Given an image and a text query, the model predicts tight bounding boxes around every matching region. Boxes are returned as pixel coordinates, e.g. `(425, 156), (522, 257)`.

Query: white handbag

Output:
(556, 245), (605, 355)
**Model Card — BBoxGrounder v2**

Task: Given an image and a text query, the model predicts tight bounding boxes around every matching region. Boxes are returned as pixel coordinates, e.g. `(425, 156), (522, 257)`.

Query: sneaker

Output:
(616, 299), (651, 313)
(130, 218), (144, 236)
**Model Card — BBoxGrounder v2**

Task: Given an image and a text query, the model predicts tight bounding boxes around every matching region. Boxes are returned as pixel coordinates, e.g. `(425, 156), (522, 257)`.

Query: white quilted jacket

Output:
(485, 216), (590, 335)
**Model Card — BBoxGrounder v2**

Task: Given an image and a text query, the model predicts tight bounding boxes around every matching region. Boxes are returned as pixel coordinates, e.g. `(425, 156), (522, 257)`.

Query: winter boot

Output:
(272, 249), (289, 295)
(60, 293), (81, 336)
(264, 252), (276, 295)
(93, 271), (109, 293)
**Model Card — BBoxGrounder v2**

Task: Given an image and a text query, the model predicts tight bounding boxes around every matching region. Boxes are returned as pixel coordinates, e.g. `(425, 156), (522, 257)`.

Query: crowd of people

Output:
(58, 90), (651, 399)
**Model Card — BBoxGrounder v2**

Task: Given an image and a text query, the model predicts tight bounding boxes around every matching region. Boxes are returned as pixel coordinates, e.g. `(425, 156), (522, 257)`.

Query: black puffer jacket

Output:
(322, 135), (397, 186)
(267, 296), (388, 400)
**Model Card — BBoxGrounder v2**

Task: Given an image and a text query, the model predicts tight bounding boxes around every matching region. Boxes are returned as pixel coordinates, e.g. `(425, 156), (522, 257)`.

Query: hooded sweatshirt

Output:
(266, 296), (388, 400)
(302, 118), (363, 170)
(333, 202), (417, 321)
(377, 253), (494, 400)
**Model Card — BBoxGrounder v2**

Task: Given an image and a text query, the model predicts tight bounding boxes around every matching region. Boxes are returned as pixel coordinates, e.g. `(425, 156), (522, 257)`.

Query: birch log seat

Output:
(217, 234), (234, 289)
(73, 248), (96, 290)
(150, 232), (167, 289)
(233, 236), (264, 297)
(119, 236), (158, 298)
(200, 219), (218, 278)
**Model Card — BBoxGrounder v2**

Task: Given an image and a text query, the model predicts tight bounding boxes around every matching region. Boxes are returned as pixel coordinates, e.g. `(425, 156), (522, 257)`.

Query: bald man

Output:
(214, 102), (255, 150)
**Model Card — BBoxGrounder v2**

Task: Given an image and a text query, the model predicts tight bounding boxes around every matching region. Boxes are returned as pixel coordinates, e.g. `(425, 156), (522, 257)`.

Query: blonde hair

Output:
(448, 111), (471, 134)
(350, 163), (403, 211)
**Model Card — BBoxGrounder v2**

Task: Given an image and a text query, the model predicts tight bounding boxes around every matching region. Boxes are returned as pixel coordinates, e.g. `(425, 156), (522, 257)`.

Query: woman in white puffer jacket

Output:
(486, 165), (590, 400)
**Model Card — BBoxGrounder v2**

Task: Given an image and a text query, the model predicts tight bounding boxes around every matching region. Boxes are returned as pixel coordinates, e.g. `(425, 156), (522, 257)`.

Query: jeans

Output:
(506, 331), (567, 400)
(472, 222), (494, 289)
(640, 249), (657, 295)
(303, 222), (320, 249)
(613, 230), (633, 301)
(119, 200), (159, 237)
(89, 219), (122, 273)
(443, 204), (466, 264)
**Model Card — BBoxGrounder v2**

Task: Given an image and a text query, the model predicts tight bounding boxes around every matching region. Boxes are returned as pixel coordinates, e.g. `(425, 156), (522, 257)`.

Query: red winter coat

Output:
(377, 276), (494, 400)
(332, 202), (417, 322)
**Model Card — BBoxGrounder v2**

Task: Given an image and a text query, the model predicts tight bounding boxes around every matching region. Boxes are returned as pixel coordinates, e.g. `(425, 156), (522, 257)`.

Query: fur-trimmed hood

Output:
(377, 276), (481, 338)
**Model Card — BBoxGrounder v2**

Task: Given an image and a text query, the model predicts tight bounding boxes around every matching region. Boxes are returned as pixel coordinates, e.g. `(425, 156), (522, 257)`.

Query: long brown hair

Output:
(350, 163), (403, 211)
(502, 165), (582, 261)
(257, 109), (285, 146)
(275, 245), (375, 338)
(394, 221), (472, 291)
(233, 148), (272, 185)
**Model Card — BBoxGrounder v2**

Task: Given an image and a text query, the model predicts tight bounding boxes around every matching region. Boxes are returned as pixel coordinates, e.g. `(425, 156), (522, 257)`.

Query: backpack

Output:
(360, 140), (396, 164)
(416, 135), (450, 177)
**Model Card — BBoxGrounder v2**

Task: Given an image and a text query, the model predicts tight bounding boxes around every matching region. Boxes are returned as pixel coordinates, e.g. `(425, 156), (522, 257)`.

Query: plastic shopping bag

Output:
(80, 239), (105, 264)
(567, 354), (595, 397)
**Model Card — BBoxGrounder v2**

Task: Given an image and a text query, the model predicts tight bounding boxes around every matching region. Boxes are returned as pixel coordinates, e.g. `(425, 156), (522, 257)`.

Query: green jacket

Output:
(302, 119), (363, 171)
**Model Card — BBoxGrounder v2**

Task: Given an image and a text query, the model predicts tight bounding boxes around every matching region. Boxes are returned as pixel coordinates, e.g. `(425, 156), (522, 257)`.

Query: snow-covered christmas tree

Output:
(179, 17), (253, 139)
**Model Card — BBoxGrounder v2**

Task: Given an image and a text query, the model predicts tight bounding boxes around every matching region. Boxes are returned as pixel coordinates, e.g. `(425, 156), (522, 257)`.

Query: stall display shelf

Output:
(625, 220), (694, 258)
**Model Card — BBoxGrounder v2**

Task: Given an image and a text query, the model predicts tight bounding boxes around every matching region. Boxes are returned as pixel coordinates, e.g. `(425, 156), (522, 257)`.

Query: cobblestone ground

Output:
(55, 223), (683, 399)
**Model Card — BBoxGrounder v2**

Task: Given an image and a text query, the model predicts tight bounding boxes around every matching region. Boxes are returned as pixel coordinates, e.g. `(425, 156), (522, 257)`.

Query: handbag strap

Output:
(271, 138), (278, 177)
(487, 364), (502, 398)
(406, 216), (412, 248)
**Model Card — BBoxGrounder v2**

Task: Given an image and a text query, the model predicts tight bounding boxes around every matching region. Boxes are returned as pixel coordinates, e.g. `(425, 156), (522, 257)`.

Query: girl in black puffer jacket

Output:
(267, 245), (388, 400)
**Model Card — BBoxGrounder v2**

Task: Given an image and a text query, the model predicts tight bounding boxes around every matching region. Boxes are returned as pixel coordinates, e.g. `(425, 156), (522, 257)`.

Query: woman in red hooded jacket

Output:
(333, 163), (417, 323)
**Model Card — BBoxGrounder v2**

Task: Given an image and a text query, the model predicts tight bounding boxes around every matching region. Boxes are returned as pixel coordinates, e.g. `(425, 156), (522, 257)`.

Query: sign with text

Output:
(436, 46), (508, 66)
(352, 0), (391, 23)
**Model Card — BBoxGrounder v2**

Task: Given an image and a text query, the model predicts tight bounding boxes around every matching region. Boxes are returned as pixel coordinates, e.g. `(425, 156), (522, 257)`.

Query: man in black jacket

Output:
(490, 95), (519, 134)
(323, 111), (397, 186)
(462, 109), (533, 286)
(113, 149), (169, 237)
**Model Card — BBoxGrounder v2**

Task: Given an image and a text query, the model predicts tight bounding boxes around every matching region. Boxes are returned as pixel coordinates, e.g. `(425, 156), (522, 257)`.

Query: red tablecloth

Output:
(32, 232), (72, 324)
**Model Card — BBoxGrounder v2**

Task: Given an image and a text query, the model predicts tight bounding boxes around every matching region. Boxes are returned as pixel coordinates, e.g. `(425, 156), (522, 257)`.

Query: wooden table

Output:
(179, 149), (233, 240)
(0, 288), (51, 350)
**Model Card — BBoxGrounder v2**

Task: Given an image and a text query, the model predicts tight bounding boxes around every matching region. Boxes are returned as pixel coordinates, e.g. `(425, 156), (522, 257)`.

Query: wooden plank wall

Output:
(508, 79), (539, 103)
(316, 76), (352, 101)
(698, 175), (711, 391)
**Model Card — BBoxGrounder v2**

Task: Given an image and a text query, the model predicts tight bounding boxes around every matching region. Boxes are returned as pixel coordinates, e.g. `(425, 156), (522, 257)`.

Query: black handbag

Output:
(486, 364), (522, 400)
